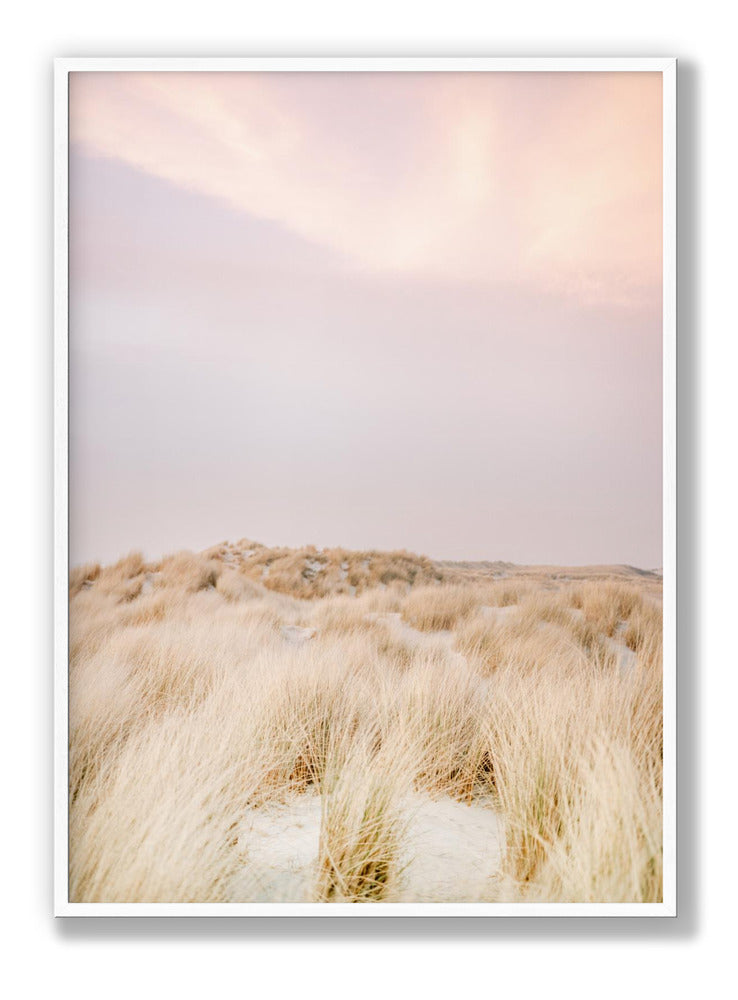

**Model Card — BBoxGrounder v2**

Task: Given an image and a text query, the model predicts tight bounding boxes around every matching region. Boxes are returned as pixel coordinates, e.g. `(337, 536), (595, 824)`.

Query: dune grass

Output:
(68, 542), (663, 904)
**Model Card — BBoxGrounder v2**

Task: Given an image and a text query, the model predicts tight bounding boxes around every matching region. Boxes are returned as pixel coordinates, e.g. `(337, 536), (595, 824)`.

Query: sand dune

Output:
(68, 539), (663, 904)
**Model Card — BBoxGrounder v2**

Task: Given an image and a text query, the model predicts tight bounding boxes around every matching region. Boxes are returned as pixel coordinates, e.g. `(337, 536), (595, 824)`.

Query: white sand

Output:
(229, 790), (503, 903)
(365, 612), (468, 669)
(280, 624), (316, 645)
(608, 624), (638, 674)
(480, 604), (520, 622)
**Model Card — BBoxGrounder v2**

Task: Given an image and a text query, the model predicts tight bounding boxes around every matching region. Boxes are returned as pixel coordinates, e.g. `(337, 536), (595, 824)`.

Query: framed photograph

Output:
(54, 57), (676, 916)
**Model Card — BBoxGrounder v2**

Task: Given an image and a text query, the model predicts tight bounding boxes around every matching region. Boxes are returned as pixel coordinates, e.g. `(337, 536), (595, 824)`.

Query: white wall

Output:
(3, 3), (730, 998)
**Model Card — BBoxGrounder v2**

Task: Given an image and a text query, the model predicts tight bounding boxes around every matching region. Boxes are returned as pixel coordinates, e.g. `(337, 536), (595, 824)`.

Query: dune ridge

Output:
(69, 539), (663, 904)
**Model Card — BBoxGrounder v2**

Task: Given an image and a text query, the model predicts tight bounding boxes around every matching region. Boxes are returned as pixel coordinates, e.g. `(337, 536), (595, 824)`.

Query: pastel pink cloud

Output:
(70, 71), (661, 305)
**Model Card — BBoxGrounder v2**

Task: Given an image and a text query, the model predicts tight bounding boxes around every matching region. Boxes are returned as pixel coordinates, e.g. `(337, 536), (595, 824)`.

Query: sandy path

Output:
(229, 791), (503, 903)
(366, 612), (467, 667)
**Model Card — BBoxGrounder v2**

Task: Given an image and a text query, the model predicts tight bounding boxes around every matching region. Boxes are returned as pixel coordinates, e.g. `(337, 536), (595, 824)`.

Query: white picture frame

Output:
(54, 56), (676, 917)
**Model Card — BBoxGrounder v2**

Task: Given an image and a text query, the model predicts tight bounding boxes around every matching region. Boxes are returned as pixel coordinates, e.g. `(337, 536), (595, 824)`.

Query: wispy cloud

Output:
(70, 71), (661, 306)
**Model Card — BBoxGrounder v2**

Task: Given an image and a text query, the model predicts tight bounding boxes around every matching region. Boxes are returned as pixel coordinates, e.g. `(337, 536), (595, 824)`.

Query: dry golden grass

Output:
(402, 583), (479, 631)
(68, 541), (663, 904)
(316, 740), (412, 902)
(204, 541), (443, 598)
(567, 580), (643, 636)
(484, 659), (662, 898)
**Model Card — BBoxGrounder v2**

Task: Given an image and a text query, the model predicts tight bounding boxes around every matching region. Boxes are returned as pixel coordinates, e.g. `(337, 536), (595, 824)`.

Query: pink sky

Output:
(69, 71), (663, 567)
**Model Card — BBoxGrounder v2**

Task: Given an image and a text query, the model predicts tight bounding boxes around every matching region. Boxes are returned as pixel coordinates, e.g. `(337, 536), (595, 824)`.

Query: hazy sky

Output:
(69, 71), (663, 568)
